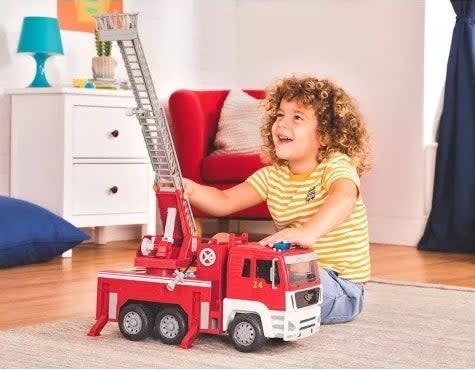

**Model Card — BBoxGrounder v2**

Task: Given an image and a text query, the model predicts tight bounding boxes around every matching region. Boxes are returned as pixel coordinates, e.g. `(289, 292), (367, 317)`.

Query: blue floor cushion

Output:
(0, 196), (90, 268)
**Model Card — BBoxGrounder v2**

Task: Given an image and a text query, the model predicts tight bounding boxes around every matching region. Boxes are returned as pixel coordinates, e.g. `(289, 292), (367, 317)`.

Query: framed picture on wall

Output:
(58, 0), (123, 33)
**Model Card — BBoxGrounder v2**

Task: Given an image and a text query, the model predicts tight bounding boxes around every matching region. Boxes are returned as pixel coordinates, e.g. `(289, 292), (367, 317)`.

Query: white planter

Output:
(92, 56), (117, 80)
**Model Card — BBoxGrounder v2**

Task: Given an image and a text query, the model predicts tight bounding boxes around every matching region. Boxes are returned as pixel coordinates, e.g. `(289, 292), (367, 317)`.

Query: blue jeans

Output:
(320, 268), (365, 324)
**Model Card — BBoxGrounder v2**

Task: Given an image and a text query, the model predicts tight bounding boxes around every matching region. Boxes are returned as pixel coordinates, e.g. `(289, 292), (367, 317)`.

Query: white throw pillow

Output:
(212, 90), (263, 155)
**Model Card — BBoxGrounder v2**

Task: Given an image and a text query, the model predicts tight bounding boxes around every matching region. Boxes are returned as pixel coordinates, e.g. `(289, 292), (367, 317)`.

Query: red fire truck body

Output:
(89, 226), (321, 352)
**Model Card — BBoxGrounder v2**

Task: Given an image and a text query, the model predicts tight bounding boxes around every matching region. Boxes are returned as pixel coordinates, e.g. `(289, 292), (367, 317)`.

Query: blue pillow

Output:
(0, 196), (90, 268)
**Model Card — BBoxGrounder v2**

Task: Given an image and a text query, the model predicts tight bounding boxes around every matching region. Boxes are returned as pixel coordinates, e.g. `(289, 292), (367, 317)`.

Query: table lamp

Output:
(17, 16), (64, 87)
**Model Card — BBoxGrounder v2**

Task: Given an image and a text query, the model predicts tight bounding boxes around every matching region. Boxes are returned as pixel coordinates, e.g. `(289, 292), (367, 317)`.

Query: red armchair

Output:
(168, 89), (271, 219)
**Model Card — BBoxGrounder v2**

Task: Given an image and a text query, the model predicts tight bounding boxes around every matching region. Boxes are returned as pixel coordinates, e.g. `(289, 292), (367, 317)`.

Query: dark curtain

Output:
(419, 0), (475, 252)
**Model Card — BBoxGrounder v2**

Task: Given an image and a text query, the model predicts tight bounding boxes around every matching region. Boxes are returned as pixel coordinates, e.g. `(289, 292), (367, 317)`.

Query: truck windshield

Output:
(286, 260), (318, 285)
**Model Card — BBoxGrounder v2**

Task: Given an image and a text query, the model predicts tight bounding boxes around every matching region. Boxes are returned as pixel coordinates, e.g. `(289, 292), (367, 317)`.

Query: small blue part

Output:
(273, 241), (291, 251)
(84, 81), (95, 89)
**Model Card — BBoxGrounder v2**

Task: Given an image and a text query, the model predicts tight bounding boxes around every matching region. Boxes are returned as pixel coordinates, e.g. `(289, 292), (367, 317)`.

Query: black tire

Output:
(153, 307), (188, 345)
(118, 303), (154, 341)
(228, 313), (266, 352)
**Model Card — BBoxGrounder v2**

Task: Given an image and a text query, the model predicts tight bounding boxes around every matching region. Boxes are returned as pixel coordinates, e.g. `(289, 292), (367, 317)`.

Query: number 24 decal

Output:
(252, 280), (263, 289)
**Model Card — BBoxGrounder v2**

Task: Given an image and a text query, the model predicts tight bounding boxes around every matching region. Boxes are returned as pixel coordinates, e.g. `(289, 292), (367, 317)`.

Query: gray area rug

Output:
(1, 281), (474, 369)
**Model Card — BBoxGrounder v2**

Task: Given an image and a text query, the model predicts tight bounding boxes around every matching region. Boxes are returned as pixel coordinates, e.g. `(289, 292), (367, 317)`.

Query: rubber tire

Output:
(153, 307), (188, 345)
(228, 313), (266, 352)
(118, 303), (154, 341)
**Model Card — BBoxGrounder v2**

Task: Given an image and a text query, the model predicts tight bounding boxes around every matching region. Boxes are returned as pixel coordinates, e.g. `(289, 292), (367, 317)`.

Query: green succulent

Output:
(94, 30), (112, 57)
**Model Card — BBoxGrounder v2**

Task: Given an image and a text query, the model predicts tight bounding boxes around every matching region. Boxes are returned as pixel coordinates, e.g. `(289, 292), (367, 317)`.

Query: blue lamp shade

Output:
(17, 17), (64, 87)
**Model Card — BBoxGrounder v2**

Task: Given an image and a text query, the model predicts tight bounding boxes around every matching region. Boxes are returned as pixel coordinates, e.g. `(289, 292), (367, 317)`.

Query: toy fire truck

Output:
(87, 12), (322, 352)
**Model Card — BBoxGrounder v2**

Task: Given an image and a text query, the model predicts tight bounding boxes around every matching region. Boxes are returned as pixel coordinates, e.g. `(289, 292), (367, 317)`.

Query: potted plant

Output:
(92, 30), (117, 80)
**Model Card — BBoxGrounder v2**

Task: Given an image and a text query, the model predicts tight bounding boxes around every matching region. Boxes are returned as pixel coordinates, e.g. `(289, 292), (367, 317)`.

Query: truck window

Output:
(286, 261), (317, 285)
(242, 258), (250, 277)
(256, 260), (279, 285)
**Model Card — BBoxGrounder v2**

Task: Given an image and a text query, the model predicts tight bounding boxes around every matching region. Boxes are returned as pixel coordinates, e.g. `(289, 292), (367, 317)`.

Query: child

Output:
(182, 75), (371, 324)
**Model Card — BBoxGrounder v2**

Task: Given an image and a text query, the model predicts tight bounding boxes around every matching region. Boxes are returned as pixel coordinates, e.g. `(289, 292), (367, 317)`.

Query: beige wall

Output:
(0, 0), (454, 245)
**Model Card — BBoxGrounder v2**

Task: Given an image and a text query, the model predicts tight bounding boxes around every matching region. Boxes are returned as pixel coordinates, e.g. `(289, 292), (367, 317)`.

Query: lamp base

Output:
(29, 53), (51, 88)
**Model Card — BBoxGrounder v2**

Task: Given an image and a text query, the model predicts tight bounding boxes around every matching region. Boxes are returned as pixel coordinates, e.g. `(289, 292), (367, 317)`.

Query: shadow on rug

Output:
(1, 281), (474, 368)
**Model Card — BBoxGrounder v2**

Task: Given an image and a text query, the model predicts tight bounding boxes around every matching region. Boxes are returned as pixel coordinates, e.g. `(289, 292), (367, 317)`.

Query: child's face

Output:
(271, 99), (323, 173)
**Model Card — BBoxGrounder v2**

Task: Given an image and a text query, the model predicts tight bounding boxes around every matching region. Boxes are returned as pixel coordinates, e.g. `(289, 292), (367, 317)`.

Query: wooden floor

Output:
(1, 240), (474, 331)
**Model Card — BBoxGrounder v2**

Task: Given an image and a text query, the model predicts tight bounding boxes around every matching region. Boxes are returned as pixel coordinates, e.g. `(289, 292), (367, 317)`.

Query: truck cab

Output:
(223, 243), (321, 349)
(187, 235), (321, 352)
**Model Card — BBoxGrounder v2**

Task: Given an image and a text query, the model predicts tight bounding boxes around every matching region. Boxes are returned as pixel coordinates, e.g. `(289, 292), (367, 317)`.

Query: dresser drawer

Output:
(72, 105), (147, 158)
(72, 163), (149, 215)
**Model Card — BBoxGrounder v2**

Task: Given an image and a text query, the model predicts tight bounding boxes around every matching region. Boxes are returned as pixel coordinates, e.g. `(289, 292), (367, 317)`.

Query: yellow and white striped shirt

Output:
(246, 152), (370, 282)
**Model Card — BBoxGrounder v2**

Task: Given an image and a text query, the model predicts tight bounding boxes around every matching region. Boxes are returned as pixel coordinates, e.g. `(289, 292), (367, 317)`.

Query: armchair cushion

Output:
(213, 90), (263, 155)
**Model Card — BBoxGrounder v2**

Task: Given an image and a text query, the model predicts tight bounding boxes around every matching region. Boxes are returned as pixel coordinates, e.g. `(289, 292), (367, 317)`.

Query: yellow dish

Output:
(72, 79), (88, 88)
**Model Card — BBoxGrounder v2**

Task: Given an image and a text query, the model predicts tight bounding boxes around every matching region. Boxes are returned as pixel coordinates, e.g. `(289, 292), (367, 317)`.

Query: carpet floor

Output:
(1, 281), (474, 368)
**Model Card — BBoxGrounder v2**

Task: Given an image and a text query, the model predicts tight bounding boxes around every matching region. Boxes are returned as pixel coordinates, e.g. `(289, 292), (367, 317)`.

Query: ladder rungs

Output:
(118, 35), (197, 234)
(147, 141), (165, 145)
(141, 119), (160, 124)
(152, 158), (173, 163)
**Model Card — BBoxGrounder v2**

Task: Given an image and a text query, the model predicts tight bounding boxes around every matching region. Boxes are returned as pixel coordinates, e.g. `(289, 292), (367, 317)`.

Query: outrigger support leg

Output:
(87, 283), (110, 336)
(180, 322), (200, 349)
(87, 315), (109, 336)
(180, 291), (201, 348)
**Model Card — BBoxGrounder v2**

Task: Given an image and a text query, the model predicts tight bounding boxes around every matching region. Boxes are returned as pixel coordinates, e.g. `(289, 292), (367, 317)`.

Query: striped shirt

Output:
(246, 152), (370, 282)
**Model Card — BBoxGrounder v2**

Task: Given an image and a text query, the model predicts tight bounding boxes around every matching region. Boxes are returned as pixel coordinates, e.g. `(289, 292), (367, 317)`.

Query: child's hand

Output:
(211, 232), (230, 243)
(154, 178), (195, 199)
(259, 227), (316, 248)
(182, 178), (195, 200)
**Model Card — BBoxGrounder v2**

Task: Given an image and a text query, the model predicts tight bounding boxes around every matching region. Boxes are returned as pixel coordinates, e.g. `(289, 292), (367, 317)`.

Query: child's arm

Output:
(183, 178), (264, 217)
(259, 178), (357, 247)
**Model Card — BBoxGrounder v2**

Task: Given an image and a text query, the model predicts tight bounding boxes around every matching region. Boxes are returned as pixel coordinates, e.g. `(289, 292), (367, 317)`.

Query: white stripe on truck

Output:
(98, 271), (211, 288)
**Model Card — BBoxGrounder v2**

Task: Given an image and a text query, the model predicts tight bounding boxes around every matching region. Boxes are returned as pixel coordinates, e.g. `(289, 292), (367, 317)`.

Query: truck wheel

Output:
(153, 307), (187, 345)
(118, 303), (154, 341)
(229, 313), (265, 352)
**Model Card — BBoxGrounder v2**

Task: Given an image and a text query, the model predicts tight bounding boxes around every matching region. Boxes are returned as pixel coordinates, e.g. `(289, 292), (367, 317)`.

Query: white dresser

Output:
(8, 88), (155, 245)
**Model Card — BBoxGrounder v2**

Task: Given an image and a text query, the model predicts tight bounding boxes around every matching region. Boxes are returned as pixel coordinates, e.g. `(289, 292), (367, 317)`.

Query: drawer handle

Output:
(110, 186), (119, 194)
(111, 130), (119, 138)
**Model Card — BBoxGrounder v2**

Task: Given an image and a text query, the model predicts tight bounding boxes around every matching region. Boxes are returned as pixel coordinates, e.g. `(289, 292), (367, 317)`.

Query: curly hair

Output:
(260, 75), (372, 176)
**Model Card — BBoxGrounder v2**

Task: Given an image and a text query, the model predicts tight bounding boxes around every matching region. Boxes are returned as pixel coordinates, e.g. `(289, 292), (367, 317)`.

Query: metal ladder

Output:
(95, 13), (197, 237)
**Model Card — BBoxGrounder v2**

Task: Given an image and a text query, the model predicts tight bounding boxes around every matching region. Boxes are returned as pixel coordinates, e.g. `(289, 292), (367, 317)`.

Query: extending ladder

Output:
(95, 13), (197, 237)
